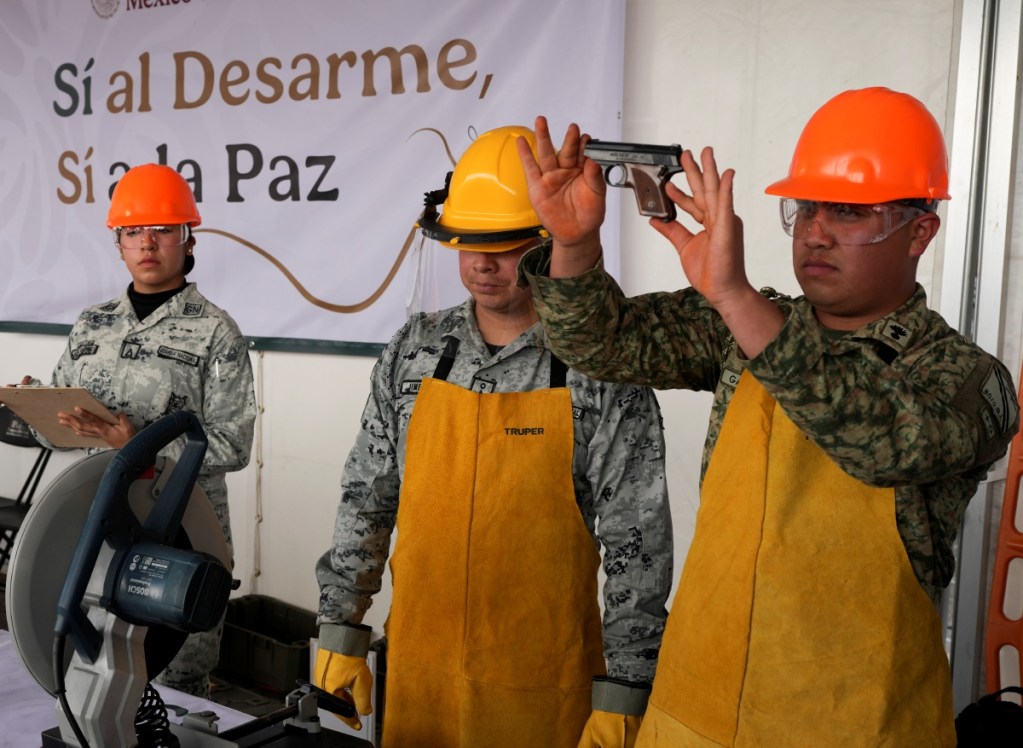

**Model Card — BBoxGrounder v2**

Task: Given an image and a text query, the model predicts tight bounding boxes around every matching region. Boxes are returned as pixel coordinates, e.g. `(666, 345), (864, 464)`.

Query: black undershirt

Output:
(128, 282), (187, 321)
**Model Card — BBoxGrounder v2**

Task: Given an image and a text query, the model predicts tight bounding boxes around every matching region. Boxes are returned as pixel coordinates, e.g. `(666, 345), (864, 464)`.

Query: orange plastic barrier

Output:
(985, 372), (1023, 694)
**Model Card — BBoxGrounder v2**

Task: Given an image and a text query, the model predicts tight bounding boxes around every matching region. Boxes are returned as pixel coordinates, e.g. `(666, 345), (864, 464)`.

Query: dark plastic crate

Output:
(219, 594), (317, 693)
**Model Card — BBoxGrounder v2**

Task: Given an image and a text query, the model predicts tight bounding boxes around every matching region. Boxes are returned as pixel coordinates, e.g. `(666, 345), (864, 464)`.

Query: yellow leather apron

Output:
(383, 344), (605, 747)
(639, 372), (955, 746)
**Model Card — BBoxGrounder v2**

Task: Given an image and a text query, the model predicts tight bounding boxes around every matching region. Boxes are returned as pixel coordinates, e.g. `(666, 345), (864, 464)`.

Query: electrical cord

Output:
(52, 633), (92, 748)
(53, 634), (179, 747)
(135, 682), (180, 747)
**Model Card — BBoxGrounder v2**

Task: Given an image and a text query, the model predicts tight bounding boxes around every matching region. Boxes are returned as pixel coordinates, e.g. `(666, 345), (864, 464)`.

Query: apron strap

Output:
(433, 335), (568, 389)
(550, 354), (567, 388)
(433, 336), (460, 381)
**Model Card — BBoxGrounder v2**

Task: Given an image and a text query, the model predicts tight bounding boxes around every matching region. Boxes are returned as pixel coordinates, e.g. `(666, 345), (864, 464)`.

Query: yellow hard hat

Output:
(418, 126), (548, 252)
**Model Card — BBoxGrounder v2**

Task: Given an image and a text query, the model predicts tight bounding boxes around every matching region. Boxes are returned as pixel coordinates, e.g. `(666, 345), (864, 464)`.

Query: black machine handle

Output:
(54, 411), (208, 662)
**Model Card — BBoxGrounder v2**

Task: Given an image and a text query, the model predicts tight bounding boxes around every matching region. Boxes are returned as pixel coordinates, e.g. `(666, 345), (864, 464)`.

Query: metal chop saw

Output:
(5, 411), (370, 747)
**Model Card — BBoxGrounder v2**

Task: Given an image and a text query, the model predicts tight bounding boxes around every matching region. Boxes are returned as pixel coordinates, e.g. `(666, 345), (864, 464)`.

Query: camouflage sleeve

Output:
(748, 305), (1020, 485)
(51, 318), (83, 389)
(584, 380), (672, 683)
(316, 336), (403, 626)
(197, 324), (256, 476)
(523, 252), (728, 392)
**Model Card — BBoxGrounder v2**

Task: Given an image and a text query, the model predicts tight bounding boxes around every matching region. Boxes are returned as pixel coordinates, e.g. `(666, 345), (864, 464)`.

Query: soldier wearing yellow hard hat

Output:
(315, 126), (673, 747)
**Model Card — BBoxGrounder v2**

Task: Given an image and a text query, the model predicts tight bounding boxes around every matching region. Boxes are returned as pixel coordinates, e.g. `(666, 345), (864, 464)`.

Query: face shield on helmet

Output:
(417, 125), (549, 253)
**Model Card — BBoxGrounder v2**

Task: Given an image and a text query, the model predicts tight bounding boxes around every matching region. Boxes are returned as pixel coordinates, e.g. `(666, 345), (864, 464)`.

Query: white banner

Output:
(0, 0), (624, 348)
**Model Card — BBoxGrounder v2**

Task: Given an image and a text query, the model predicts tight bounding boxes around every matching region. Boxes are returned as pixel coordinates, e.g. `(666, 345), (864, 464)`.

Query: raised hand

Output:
(517, 116), (607, 276)
(648, 147), (748, 307)
(651, 146), (783, 357)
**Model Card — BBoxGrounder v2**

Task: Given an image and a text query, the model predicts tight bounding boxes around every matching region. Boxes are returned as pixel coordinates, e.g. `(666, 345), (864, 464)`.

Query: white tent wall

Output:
(2, 0), (1019, 710)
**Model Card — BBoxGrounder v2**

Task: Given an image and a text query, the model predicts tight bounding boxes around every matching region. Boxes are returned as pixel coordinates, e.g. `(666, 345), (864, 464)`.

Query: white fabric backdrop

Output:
(0, 0), (624, 345)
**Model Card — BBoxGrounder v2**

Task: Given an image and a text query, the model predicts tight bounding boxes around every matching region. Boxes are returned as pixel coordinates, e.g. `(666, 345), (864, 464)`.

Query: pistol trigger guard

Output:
(601, 163), (628, 188)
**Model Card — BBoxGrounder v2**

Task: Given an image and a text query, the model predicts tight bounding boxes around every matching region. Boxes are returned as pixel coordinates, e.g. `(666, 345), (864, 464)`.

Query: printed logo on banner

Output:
(90, 0), (119, 18)
(93, 0), (194, 17)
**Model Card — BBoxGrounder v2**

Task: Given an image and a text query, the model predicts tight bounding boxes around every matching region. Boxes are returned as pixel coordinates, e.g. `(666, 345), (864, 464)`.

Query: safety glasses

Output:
(113, 224), (191, 250)
(779, 199), (926, 246)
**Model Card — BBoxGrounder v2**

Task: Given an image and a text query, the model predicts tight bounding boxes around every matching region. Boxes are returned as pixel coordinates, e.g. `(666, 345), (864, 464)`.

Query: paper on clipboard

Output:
(0, 386), (118, 448)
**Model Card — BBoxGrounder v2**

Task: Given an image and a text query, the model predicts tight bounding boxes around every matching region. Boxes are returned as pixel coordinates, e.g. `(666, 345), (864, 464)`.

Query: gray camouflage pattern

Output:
(315, 298), (672, 682)
(52, 282), (256, 696)
(523, 250), (1019, 605)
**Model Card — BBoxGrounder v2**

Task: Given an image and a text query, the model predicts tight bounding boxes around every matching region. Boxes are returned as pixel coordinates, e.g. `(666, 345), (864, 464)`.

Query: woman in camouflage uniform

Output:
(28, 164), (256, 697)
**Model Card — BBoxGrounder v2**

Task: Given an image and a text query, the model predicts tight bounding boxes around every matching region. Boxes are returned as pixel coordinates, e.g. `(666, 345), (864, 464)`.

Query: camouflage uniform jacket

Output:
(523, 253), (1019, 605)
(316, 298), (673, 682)
(51, 282), (257, 549)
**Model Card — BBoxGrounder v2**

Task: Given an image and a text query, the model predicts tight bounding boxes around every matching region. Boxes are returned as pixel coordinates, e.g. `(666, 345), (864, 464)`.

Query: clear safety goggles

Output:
(779, 199), (927, 246)
(113, 224), (191, 250)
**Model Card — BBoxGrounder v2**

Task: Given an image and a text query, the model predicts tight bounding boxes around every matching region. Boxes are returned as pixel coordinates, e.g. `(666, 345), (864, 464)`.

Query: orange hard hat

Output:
(764, 87), (951, 204)
(106, 164), (202, 228)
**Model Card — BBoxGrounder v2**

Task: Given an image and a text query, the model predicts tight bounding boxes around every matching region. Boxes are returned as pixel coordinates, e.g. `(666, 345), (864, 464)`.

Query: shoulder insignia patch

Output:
(71, 341), (99, 360)
(878, 320), (911, 352)
(981, 363), (1018, 435)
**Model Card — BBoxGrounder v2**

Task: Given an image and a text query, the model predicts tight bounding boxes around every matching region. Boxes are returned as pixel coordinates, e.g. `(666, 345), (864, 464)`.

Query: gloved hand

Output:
(577, 676), (650, 748)
(314, 647), (373, 731)
(577, 709), (643, 748)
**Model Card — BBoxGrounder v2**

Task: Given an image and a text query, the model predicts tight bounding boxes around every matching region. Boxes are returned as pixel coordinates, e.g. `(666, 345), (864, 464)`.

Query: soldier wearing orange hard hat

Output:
(24, 163), (256, 698)
(516, 88), (1018, 746)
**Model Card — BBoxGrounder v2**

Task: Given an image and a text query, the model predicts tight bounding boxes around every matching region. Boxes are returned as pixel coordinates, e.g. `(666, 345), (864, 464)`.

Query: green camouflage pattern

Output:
(51, 282), (256, 696)
(523, 250), (1019, 605)
(316, 298), (673, 682)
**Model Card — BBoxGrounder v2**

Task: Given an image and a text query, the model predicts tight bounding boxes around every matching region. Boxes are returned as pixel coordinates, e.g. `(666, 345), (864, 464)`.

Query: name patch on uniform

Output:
(182, 302), (203, 317)
(71, 342), (98, 360)
(981, 364), (1017, 435)
(157, 346), (199, 367)
(720, 366), (742, 389)
(399, 380), (422, 396)
(505, 427), (545, 436)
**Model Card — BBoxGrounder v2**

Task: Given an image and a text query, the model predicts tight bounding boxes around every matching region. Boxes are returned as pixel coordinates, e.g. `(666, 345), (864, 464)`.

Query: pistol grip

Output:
(622, 165), (677, 222)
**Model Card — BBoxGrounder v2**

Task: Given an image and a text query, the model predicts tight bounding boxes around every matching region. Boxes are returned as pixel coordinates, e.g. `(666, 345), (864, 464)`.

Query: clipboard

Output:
(0, 386), (119, 449)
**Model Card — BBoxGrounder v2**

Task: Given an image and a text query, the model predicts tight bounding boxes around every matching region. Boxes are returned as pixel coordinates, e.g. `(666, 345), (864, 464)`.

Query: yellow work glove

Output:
(577, 677), (650, 748)
(314, 647), (374, 731)
(577, 710), (643, 748)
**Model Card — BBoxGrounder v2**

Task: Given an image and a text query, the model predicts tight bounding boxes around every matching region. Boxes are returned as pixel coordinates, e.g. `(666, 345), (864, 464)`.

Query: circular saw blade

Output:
(5, 451), (230, 694)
